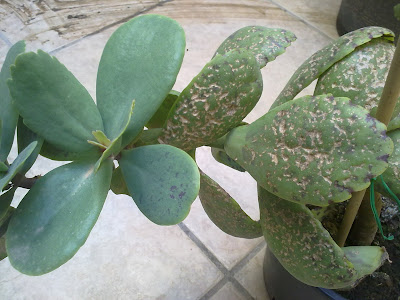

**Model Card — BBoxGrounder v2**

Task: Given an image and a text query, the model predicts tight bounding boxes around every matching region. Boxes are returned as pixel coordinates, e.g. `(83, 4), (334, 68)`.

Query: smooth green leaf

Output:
(40, 140), (99, 161)
(0, 187), (16, 220)
(0, 141), (37, 191)
(134, 128), (162, 147)
(214, 26), (296, 68)
(315, 38), (400, 118)
(110, 166), (129, 195)
(160, 50), (263, 151)
(225, 95), (393, 206)
(0, 41), (25, 162)
(119, 144), (200, 225)
(97, 14), (186, 147)
(8, 50), (104, 155)
(0, 162), (7, 172)
(0, 236), (6, 261)
(199, 171), (261, 238)
(272, 27), (394, 109)
(92, 130), (111, 147)
(211, 148), (245, 172)
(6, 159), (113, 275)
(395, 4), (400, 21)
(146, 91), (179, 129)
(258, 186), (388, 289)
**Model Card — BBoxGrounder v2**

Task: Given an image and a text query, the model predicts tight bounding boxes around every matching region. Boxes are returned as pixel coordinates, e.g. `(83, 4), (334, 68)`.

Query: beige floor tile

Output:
(210, 282), (247, 300)
(235, 245), (270, 300)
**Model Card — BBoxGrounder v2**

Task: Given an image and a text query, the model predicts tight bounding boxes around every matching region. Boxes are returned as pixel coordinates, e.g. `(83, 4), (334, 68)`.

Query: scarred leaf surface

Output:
(272, 27), (394, 109)
(225, 95), (393, 206)
(258, 186), (388, 289)
(159, 50), (263, 151)
(214, 26), (296, 68)
(199, 171), (262, 238)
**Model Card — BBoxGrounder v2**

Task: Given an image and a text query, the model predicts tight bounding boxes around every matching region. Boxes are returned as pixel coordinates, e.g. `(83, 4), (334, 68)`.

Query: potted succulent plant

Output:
(1, 13), (399, 299)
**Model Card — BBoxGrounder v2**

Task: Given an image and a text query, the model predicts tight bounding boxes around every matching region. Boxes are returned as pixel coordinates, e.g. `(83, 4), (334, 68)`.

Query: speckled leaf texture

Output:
(315, 38), (400, 119)
(214, 26), (296, 68)
(272, 27), (394, 109)
(199, 171), (262, 238)
(258, 187), (388, 289)
(225, 95), (393, 206)
(159, 50), (263, 151)
(119, 144), (200, 225)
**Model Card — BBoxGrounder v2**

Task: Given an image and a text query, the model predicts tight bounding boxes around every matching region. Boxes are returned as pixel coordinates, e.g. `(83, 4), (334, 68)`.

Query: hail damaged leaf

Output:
(110, 166), (130, 195)
(97, 15), (185, 148)
(258, 186), (389, 289)
(315, 38), (400, 118)
(272, 27), (394, 109)
(199, 171), (262, 238)
(214, 26), (296, 68)
(225, 95), (393, 206)
(159, 50), (263, 151)
(119, 144), (200, 225)
(8, 50), (104, 155)
(211, 148), (245, 172)
(0, 41), (25, 162)
(6, 159), (113, 275)
(146, 91), (179, 129)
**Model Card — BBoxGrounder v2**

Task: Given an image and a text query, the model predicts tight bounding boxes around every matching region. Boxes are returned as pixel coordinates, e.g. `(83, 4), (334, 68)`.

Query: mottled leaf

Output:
(258, 186), (388, 289)
(159, 50), (263, 151)
(199, 171), (261, 238)
(0, 41), (25, 162)
(119, 144), (200, 225)
(225, 95), (393, 206)
(110, 166), (129, 195)
(6, 159), (113, 275)
(97, 15), (185, 148)
(211, 148), (245, 172)
(146, 91), (179, 129)
(272, 27), (394, 109)
(8, 50), (103, 155)
(214, 26), (296, 68)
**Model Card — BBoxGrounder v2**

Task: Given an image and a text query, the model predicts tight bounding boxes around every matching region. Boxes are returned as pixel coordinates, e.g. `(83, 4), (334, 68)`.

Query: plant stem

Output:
(335, 37), (400, 247)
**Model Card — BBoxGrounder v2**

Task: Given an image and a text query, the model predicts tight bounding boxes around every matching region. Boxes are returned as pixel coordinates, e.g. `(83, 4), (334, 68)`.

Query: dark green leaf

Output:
(211, 148), (245, 172)
(40, 140), (99, 161)
(119, 144), (200, 225)
(0, 41), (25, 162)
(394, 4), (400, 21)
(8, 50), (104, 155)
(146, 91), (179, 129)
(110, 166), (129, 195)
(6, 158), (113, 275)
(0, 236), (6, 261)
(96, 15), (186, 147)
(0, 187), (16, 221)
(0, 162), (7, 172)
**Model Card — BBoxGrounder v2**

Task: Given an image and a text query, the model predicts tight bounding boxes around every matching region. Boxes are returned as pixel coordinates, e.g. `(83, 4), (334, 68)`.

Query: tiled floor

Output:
(0, 1), (340, 299)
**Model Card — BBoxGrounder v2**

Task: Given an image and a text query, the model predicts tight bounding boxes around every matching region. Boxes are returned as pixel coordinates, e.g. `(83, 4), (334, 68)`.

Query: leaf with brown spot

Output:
(214, 26), (296, 68)
(159, 50), (263, 151)
(225, 95), (393, 206)
(272, 27), (394, 109)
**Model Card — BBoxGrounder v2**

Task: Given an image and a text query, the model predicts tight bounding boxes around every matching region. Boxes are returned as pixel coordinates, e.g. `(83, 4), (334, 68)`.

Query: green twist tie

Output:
(370, 175), (398, 241)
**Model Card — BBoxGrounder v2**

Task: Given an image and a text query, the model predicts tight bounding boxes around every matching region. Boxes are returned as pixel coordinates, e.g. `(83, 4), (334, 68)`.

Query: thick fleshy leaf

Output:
(97, 15), (185, 147)
(0, 162), (7, 172)
(159, 50), (263, 151)
(39, 140), (100, 161)
(0, 41), (25, 162)
(110, 166), (129, 195)
(214, 26), (296, 68)
(199, 171), (261, 238)
(0, 187), (16, 220)
(272, 27), (394, 109)
(0, 141), (37, 191)
(17, 118), (43, 175)
(119, 144), (200, 225)
(8, 50), (104, 155)
(225, 95), (393, 206)
(146, 91), (179, 129)
(315, 38), (399, 118)
(258, 186), (388, 289)
(211, 148), (245, 172)
(6, 159), (113, 275)
(0, 236), (6, 260)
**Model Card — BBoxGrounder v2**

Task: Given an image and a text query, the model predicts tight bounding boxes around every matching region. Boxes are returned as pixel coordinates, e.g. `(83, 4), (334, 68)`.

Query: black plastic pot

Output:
(263, 247), (347, 300)
(336, 0), (400, 38)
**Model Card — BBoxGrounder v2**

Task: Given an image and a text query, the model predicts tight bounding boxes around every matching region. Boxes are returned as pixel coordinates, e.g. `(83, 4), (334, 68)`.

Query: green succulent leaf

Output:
(110, 166), (130, 195)
(199, 171), (262, 238)
(225, 95), (393, 206)
(0, 41), (25, 162)
(272, 27), (394, 109)
(97, 14), (185, 148)
(0, 236), (6, 261)
(211, 148), (245, 172)
(40, 140), (99, 161)
(395, 4), (400, 21)
(0, 187), (16, 221)
(0, 162), (7, 173)
(315, 38), (399, 118)
(119, 144), (200, 225)
(258, 186), (388, 289)
(8, 50), (104, 155)
(160, 49), (263, 151)
(17, 118), (43, 175)
(214, 26), (296, 68)
(146, 91), (179, 129)
(0, 141), (37, 191)
(92, 130), (111, 147)
(6, 158), (113, 275)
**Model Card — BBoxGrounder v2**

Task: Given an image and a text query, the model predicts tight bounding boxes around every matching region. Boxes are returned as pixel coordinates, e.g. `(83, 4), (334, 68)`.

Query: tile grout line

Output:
(268, 0), (335, 41)
(49, 0), (174, 55)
